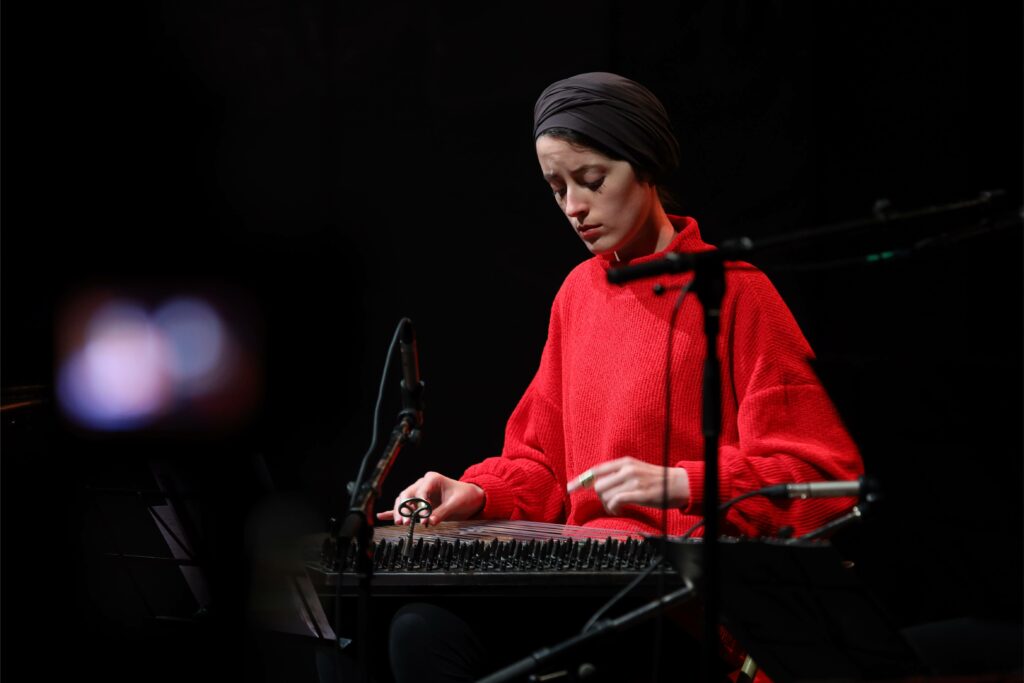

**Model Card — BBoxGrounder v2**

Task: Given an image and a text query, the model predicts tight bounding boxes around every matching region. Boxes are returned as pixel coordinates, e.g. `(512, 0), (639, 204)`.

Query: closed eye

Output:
(546, 177), (603, 199)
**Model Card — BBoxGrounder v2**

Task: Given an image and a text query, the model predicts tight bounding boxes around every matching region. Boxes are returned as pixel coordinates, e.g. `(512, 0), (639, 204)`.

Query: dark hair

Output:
(538, 126), (680, 211)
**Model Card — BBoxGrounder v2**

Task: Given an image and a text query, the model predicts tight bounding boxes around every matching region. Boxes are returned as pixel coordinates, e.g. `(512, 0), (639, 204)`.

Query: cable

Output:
(661, 279), (693, 531)
(650, 277), (694, 682)
(350, 317), (408, 499)
(678, 485), (788, 539)
(333, 317), (408, 658)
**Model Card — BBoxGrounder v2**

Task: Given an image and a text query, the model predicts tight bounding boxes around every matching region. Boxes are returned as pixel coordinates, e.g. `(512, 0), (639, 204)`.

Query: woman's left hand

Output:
(567, 457), (690, 515)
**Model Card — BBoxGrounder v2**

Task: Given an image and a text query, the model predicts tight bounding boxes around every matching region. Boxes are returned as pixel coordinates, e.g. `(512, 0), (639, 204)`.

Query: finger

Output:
(602, 489), (646, 516)
(392, 483), (424, 525)
(568, 458), (635, 493)
(391, 493), (408, 525)
(566, 472), (589, 493)
(406, 481), (442, 525)
(604, 473), (668, 512)
(422, 506), (444, 526)
(590, 457), (632, 477)
(592, 468), (633, 496)
(423, 493), (459, 526)
(430, 483), (484, 524)
(377, 510), (395, 521)
(567, 464), (608, 493)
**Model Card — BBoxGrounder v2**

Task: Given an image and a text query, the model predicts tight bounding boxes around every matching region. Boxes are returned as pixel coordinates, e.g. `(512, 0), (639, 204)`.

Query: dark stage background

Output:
(2, 2), (1021, 682)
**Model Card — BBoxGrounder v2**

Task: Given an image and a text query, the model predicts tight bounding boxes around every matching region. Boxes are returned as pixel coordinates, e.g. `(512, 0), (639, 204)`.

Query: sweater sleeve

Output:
(681, 268), (864, 537)
(459, 300), (569, 523)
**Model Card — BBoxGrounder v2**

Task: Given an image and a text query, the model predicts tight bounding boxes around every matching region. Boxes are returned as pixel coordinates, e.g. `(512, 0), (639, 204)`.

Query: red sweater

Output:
(461, 216), (863, 539)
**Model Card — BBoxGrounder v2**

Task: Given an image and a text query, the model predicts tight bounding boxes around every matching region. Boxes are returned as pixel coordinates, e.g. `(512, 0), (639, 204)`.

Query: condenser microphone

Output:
(678, 476), (879, 540)
(399, 318), (424, 428)
(779, 476), (877, 500)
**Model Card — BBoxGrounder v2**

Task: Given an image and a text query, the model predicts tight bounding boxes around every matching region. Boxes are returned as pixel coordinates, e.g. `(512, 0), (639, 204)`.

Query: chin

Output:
(584, 235), (618, 256)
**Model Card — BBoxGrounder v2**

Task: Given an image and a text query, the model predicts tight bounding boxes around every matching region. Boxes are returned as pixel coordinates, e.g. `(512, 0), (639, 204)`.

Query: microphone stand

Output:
(607, 252), (726, 683)
(337, 411), (420, 683)
(329, 320), (425, 683)
(690, 256), (726, 683)
(606, 189), (1010, 286)
(605, 190), (1010, 683)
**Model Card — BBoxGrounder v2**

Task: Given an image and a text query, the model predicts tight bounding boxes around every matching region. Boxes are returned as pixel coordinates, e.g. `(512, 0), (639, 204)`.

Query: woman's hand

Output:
(567, 457), (690, 515)
(376, 472), (485, 527)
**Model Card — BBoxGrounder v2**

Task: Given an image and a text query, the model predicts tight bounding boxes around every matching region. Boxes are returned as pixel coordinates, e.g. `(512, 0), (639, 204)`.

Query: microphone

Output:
(769, 476), (878, 500)
(679, 476), (878, 540)
(606, 238), (754, 285)
(399, 318), (424, 429)
(780, 479), (863, 499)
(606, 251), (697, 284)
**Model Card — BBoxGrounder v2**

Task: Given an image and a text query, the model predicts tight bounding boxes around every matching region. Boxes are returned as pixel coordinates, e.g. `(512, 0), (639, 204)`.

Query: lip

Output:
(578, 224), (602, 240)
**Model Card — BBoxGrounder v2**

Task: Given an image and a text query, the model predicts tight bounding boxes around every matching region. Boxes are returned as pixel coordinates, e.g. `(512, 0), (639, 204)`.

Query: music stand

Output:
(664, 538), (925, 683)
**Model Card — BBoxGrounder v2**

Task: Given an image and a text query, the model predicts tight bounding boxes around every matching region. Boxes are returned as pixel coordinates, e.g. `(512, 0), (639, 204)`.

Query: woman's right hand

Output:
(376, 472), (485, 527)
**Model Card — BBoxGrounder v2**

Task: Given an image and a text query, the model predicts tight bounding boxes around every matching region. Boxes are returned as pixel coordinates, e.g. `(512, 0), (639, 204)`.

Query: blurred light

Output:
(59, 301), (174, 429)
(56, 289), (261, 432)
(155, 297), (227, 396)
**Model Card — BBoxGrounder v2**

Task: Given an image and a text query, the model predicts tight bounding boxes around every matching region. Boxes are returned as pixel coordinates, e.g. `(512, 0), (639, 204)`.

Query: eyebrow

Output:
(543, 164), (604, 181)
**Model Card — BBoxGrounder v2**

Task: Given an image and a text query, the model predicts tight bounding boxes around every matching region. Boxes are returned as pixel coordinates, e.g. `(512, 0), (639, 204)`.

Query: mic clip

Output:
(398, 379), (425, 442)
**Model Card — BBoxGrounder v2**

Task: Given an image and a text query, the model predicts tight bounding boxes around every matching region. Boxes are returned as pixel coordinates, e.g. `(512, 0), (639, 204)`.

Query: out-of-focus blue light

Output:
(155, 297), (227, 395)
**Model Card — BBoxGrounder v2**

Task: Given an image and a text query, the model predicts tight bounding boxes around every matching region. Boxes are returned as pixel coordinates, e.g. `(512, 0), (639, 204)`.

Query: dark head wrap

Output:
(533, 72), (680, 182)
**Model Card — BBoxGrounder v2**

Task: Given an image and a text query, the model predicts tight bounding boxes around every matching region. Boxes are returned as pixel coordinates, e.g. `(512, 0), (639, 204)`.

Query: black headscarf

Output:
(533, 72), (680, 181)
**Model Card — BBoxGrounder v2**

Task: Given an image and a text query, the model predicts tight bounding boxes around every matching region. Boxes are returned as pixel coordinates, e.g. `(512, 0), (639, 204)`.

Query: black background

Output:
(2, 2), (1021, 681)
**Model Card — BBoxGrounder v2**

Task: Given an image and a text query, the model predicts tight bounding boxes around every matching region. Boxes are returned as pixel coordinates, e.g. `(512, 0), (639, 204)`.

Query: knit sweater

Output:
(461, 215), (863, 539)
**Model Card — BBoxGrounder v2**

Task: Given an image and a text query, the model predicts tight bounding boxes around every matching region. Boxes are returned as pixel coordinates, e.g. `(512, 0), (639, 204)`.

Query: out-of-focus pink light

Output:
(57, 291), (259, 431)
(59, 301), (174, 429)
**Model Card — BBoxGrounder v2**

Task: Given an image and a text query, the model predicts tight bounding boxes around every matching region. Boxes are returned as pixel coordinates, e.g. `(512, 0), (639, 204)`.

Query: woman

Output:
(381, 72), (863, 682)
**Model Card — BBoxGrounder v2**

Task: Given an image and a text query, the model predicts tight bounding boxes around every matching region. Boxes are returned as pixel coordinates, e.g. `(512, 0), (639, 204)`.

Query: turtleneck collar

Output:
(596, 215), (712, 271)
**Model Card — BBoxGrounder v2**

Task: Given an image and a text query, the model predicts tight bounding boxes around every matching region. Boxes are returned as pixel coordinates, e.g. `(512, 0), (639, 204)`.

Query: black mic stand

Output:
(690, 256), (727, 683)
(339, 414), (420, 683)
(329, 320), (425, 683)
(606, 247), (780, 683)
(603, 189), (1011, 683)
(608, 251), (728, 683)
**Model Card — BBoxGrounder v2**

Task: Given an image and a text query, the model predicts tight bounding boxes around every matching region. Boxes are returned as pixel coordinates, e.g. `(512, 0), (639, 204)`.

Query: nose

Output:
(564, 186), (588, 222)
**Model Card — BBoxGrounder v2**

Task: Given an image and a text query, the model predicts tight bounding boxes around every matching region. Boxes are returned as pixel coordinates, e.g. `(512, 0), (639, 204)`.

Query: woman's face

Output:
(536, 135), (659, 259)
